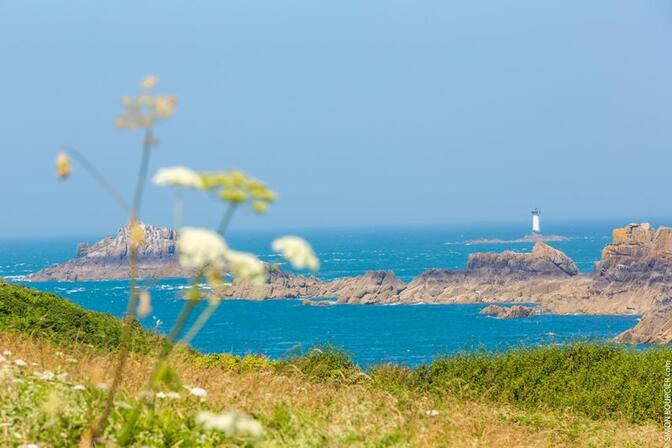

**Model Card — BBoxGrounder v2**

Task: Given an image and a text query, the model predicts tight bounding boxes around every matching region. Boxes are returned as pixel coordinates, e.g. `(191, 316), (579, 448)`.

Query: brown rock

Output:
(480, 305), (538, 319)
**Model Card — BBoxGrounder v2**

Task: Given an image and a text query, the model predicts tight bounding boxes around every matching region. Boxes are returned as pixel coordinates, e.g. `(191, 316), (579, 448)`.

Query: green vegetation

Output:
(0, 283), (666, 446)
(0, 281), (158, 353)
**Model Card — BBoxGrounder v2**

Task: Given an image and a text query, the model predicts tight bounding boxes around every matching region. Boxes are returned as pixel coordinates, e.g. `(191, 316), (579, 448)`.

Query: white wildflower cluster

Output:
(196, 411), (264, 438)
(272, 236), (320, 272)
(156, 391), (181, 400)
(187, 386), (207, 399)
(177, 228), (228, 272)
(225, 250), (266, 286)
(153, 166), (204, 189)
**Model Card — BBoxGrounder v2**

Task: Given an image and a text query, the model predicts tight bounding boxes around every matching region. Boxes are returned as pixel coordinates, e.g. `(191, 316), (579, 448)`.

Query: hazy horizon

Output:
(2, 1), (671, 238)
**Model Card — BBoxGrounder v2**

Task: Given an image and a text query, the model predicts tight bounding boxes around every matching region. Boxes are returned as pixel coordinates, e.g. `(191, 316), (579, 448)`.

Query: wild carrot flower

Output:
(73, 384), (86, 391)
(226, 250), (266, 285)
(156, 391), (181, 399)
(13, 359), (27, 367)
(272, 236), (320, 272)
(177, 228), (228, 272)
(56, 152), (71, 179)
(196, 411), (264, 438)
(141, 75), (158, 90)
(153, 166), (204, 189)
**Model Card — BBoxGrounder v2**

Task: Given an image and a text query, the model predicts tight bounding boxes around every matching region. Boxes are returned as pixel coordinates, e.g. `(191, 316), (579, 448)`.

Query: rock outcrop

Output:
(617, 303), (672, 344)
(28, 223), (182, 281)
(480, 305), (538, 319)
(595, 223), (672, 285)
(467, 242), (579, 279)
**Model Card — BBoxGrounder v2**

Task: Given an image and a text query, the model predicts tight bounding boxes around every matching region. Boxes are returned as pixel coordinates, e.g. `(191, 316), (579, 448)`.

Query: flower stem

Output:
(217, 203), (237, 236)
(66, 148), (131, 213)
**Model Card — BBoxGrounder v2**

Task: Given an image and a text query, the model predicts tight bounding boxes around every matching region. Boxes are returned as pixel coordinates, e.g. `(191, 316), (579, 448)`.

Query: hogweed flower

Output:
(56, 152), (72, 179)
(177, 228), (228, 272)
(153, 166), (204, 189)
(196, 411), (264, 438)
(272, 236), (320, 272)
(226, 250), (266, 286)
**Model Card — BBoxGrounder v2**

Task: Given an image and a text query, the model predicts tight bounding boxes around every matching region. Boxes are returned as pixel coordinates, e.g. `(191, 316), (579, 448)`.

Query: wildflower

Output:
(56, 152), (71, 179)
(73, 384), (86, 391)
(116, 76), (177, 130)
(177, 228), (228, 272)
(18, 444), (39, 448)
(156, 391), (181, 399)
(34, 371), (55, 381)
(153, 166), (204, 189)
(252, 201), (268, 214)
(188, 386), (207, 398)
(196, 411), (264, 438)
(97, 382), (108, 391)
(425, 409), (439, 417)
(200, 170), (277, 209)
(0, 355), (6, 363)
(141, 75), (158, 90)
(129, 219), (146, 250)
(226, 250), (266, 286)
(138, 289), (151, 317)
(57, 372), (69, 381)
(272, 236), (320, 272)
(13, 359), (27, 367)
(2, 350), (11, 356)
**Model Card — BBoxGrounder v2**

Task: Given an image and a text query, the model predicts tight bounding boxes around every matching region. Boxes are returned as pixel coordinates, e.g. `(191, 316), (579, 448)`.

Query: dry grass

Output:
(0, 333), (660, 447)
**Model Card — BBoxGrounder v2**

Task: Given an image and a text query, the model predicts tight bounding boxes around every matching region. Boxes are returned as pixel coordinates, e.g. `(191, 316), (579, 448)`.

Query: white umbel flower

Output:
(272, 236), (319, 272)
(153, 166), (204, 189)
(188, 386), (207, 398)
(226, 250), (266, 285)
(177, 228), (228, 271)
(196, 411), (264, 438)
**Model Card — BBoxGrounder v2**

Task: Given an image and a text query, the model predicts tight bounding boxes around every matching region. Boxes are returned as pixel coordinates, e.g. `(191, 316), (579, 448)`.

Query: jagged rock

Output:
(330, 271), (406, 304)
(302, 299), (334, 307)
(28, 223), (182, 281)
(466, 242), (578, 279)
(617, 304), (672, 344)
(594, 223), (672, 285)
(480, 305), (538, 319)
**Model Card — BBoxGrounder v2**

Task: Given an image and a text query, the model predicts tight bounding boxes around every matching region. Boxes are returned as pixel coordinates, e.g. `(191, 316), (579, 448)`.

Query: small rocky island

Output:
(26, 222), (672, 344)
(28, 224), (182, 281)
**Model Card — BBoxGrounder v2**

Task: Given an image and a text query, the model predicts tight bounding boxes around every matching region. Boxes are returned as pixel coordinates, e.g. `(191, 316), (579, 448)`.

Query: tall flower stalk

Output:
(55, 76), (319, 446)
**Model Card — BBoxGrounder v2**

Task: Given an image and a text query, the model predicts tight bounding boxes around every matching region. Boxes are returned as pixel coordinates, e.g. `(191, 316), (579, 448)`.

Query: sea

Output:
(1, 219), (662, 367)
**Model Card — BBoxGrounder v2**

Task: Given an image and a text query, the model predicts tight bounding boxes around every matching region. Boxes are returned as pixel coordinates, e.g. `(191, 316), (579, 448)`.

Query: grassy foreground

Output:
(0, 281), (666, 447)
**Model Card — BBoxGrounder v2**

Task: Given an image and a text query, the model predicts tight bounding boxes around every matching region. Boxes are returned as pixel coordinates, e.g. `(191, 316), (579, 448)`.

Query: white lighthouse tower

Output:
(531, 208), (541, 234)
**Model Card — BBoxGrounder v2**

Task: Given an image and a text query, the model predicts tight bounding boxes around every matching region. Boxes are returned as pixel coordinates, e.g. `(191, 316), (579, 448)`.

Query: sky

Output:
(1, 0), (671, 238)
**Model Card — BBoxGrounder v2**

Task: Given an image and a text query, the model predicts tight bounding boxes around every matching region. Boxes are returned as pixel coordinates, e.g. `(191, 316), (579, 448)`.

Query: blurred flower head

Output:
(56, 152), (71, 179)
(272, 236), (320, 272)
(177, 228), (228, 272)
(226, 250), (266, 286)
(138, 289), (151, 317)
(196, 411), (264, 438)
(153, 166), (204, 189)
(200, 170), (277, 211)
(129, 219), (146, 250)
(115, 76), (177, 131)
(188, 386), (207, 398)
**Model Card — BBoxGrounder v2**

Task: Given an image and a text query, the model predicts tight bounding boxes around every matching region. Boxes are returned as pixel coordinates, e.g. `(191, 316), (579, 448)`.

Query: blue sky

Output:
(1, 1), (671, 237)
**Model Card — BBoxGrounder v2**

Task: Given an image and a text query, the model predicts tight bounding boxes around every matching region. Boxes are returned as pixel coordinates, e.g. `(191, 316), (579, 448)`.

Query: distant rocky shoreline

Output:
(25, 222), (672, 344)
(465, 233), (569, 245)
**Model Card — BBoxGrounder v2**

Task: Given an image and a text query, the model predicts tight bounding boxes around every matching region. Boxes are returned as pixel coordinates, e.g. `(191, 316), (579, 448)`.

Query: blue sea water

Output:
(0, 219), (657, 366)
